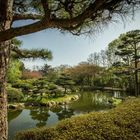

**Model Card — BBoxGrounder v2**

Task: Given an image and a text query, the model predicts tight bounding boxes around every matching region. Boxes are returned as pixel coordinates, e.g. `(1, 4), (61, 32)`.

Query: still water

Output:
(8, 91), (123, 140)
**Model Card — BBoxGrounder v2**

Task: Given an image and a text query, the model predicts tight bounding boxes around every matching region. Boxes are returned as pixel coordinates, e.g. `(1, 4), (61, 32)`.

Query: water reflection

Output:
(30, 107), (50, 127)
(8, 91), (124, 139)
(8, 109), (22, 123)
(54, 106), (74, 120)
(69, 92), (111, 113)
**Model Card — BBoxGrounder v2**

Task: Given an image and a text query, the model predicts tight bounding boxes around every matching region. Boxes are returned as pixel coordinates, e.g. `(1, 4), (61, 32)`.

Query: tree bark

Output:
(0, 41), (11, 140)
(0, 0), (13, 139)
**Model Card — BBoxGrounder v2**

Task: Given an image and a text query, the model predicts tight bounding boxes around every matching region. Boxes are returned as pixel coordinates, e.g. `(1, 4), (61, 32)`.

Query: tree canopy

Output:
(0, 0), (140, 41)
(112, 30), (140, 96)
(7, 38), (52, 85)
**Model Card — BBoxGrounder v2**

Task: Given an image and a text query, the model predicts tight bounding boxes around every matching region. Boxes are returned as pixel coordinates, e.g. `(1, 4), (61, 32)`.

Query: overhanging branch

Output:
(0, 0), (139, 42)
(11, 45), (52, 60)
(0, 0), (105, 41)
(13, 13), (43, 21)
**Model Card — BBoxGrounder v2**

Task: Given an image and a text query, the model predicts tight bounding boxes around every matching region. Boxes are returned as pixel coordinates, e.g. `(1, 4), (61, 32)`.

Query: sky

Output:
(16, 11), (140, 69)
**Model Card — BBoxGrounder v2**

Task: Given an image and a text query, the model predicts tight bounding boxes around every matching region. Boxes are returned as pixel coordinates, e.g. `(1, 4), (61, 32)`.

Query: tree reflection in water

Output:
(51, 105), (74, 120)
(69, 92), (111, 113)
(30, 107), (50, 127)
(8, 110), (22, 123)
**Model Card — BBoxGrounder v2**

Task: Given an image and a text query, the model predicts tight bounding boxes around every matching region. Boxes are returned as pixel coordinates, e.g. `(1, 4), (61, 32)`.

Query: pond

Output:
(8, 91), (124, 140)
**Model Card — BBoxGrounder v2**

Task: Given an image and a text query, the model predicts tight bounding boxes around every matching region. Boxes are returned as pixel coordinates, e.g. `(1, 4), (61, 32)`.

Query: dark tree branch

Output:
(13, 13), (43, 21)
(0, 0), (106, 41)
(0, 0), (139, 42)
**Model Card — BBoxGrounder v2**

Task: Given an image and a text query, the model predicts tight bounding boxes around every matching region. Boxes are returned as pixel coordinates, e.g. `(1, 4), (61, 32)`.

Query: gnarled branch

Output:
(13, 13), (43, 21)
(0, 0), (139, 42)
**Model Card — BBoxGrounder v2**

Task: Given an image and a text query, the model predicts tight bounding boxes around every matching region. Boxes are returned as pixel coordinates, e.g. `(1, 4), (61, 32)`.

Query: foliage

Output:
(10, 38), (53, 60)
(107, 40), (121, 67)
(8, 37), (52, 84)
(7, 59), (23, 83)
(7, 87), (24, 102)
(65, 62), (103, 87)
(22, 71), (43, 79)
(108, 97), (122, 107)
(40, 64), (52, 76)
(112, 30), (140, 96)
(56, 73), (75, 93)
(15, 98), (140, 140)
(80, 30), (140, 95)
(114, 30), (140, 67)
(87, 50), (109, 67)
(41, 64), (59, 82)
(12, 38), (22, 47)
(12, 48), (53, 60)
(31, 94), (75, 106)
(1, 0), (140, 42)
(12, 80), (34, 92)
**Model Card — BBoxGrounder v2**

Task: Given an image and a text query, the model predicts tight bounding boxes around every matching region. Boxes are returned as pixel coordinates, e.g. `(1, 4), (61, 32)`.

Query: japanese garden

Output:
(0, 0), (140, 140)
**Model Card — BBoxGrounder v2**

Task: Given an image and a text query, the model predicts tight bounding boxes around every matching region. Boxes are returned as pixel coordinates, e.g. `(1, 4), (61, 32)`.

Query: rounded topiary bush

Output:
(7, 87), (24, 102)
(12, 80), (34, 92)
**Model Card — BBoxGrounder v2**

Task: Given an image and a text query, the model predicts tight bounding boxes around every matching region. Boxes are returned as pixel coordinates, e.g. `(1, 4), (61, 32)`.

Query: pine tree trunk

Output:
(0, 41), (11, 140)
(0, 1), (13, 139)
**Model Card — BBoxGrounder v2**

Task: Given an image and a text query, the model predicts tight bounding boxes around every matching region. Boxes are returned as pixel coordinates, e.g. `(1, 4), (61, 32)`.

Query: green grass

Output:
(15, 97), (140, 140)
(40, 94), (77, 104)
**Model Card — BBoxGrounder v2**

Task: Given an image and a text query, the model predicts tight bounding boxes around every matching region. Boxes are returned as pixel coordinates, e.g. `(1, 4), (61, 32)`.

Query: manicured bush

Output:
(7, 87), (24, 102)
(48, 83), (57, 90)
(15, 98), (140, 140)
(12, 80), (34, 91)
(39, 98), (48, 105)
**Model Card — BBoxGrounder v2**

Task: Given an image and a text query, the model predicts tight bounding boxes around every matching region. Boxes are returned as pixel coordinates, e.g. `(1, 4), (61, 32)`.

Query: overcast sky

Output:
(16, 11), (140, 69)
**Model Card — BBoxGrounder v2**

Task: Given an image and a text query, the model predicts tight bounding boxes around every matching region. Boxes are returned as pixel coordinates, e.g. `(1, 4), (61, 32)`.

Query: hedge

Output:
(15, 98), (140, 140)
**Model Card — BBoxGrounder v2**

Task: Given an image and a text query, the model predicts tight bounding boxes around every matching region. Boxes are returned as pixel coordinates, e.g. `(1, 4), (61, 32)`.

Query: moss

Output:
(108, 97), (122, 106)
(15, 98), (140, 140)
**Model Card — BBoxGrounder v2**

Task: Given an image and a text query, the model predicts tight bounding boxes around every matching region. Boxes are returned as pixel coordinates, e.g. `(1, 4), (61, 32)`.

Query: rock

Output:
(64, 100), (70, 104)
(18, 103), (25, 108)
(50, 101), (56, 106)
(47, 102), (53, 107)
(62, 102), (65, 105)
(71, 97), (75, 100)
(55, 101), (58, 105)
(25, 102), (40, 106)
(58, 102), (65, 105)
(71, 95), (79, 101)
(8, 103), (25, 109)
(8, 105), (16, 109)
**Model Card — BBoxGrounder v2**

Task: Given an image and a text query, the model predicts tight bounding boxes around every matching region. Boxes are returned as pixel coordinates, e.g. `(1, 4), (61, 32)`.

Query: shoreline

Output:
(8, 94), (79, 109)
